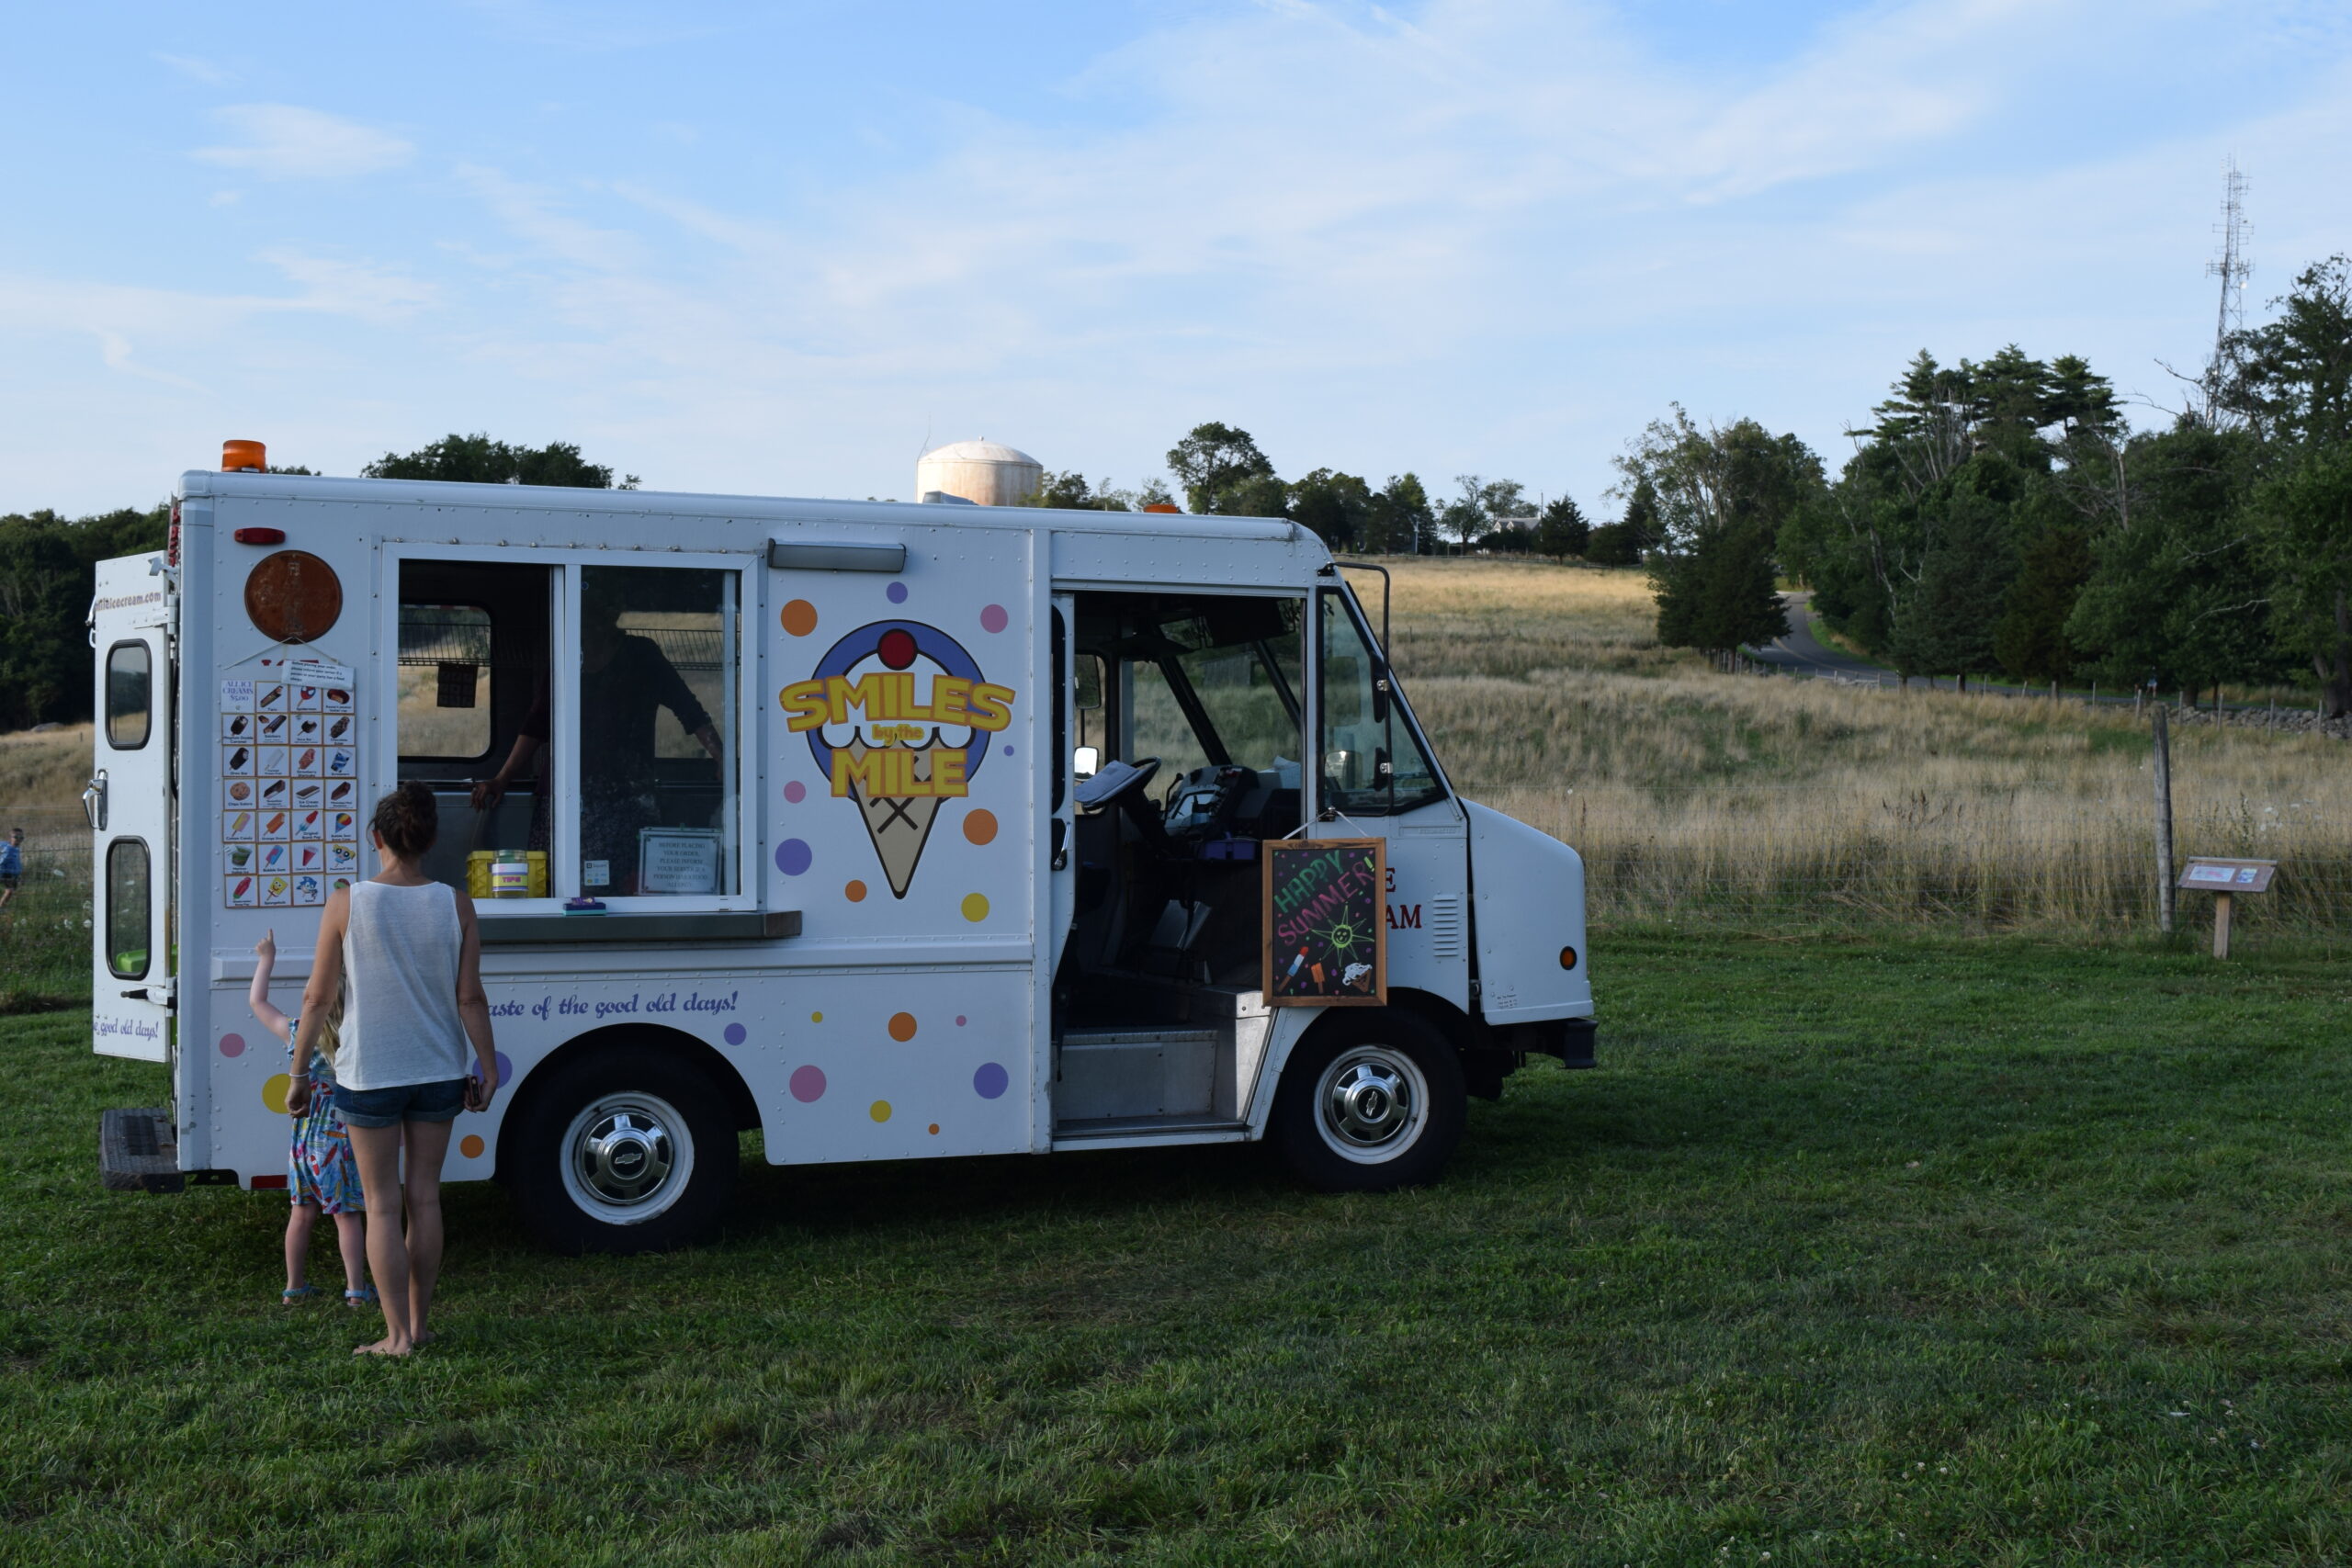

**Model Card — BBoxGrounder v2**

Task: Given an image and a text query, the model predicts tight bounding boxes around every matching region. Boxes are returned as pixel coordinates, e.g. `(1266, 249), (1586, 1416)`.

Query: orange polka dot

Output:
(459, 1134), (485, 1159)
(780, 599), (819, 637)
(844, 879), (867, 902)
(928, 1123), (940, 1135)
(962, 808), (998, 846)
(888, 1011), (917, 1042)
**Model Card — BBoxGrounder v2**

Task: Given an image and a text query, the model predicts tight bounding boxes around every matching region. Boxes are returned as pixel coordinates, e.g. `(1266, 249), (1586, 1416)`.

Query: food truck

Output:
(88, 452), (1594, 1252)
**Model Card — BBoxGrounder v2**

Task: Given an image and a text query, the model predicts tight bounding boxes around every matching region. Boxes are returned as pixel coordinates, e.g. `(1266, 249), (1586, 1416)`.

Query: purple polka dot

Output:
(956, 1015), (967, 1026)
(783, 780), (807, 804)
(475, 1051), (513, 1089)
(1001, 745), (1014, 757)
(790, 1064), (827, 1103)
(723, 1022), (747, 1046)
(775, 839), (813, 876)
(979, 604), (1009, 634)
(973, 1062), (1009, 1100)
(886, 581), (909, 604)
(219, 1032), (245, 1059)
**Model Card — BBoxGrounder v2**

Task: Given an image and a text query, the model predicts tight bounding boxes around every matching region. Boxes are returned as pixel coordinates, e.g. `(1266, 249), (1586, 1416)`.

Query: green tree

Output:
(1650, 521), (1787, 657)
(1287, 468), (1374, 550)
(1586, 479), (1658, 567)
(362, 434), (635, 489)
(1364, 474), (1436, 553)
(1165, 423), (1277, 514)
(1534, 495), (1590, 558)
(2220, 256), (2352, 450)
(1991, 525), (2093, 684)
(2250, 446), (2352, 716)
(0, 505), (169, 729)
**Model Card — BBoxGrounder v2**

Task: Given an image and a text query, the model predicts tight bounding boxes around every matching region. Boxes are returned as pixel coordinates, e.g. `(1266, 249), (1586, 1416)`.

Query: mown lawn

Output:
(6, 931), (2350, 1566)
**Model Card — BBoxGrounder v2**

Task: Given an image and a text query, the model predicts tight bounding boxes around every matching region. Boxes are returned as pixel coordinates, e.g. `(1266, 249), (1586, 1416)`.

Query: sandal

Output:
(345, 1285), (379, 1308)
(282, 1285), (321, 1303)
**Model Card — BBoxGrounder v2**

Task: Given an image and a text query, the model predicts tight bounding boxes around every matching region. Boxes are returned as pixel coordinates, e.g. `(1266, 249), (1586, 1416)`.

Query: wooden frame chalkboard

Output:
(1261, 837), (1386, 1007)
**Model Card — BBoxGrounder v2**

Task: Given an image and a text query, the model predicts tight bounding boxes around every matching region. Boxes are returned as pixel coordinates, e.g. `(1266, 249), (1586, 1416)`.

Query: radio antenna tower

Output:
(2204, 158), (2252, 422)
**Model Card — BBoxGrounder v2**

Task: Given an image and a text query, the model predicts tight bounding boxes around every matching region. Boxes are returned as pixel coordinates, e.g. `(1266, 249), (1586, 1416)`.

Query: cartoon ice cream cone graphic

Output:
(841, 738), (945, 897)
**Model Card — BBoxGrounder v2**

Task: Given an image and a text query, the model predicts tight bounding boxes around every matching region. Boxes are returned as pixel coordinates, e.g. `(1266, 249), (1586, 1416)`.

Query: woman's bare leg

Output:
(331, 1212), (369, 1295)
(347, 1123), (413, 1354)
(284, 1201), (319, 1292)
(401, 1119), (456, 1346)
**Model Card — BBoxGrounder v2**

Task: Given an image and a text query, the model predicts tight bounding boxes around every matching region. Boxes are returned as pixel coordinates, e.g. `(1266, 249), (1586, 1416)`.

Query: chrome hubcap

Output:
(562, 1094), (689, 1219)
(1317, 1048), (1421, 1155)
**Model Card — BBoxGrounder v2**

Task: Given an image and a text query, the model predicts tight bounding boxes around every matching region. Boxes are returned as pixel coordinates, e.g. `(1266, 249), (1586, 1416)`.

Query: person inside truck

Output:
(470, 578), (722, 894)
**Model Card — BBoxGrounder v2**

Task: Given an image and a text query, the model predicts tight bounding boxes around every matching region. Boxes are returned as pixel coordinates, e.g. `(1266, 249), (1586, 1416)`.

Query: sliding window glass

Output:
(573, 566), (739, 897)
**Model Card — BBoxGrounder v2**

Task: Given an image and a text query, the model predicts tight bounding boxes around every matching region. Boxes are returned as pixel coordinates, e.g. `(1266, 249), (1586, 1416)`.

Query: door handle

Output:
(83, 771), (107, 831)
(1050, 818), (1069, 872)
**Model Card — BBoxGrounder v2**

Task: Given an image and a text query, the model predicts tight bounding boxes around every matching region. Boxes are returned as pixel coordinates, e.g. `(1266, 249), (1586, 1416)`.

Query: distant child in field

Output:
(250, 929), (373, 1306)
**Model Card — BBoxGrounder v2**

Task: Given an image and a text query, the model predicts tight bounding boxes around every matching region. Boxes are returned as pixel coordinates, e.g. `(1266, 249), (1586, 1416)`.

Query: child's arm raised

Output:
(248, 929), (292, 1043)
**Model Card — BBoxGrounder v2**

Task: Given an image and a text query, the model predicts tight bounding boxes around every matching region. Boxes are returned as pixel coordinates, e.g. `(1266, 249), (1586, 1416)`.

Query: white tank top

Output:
(339, 880), (469, 1090)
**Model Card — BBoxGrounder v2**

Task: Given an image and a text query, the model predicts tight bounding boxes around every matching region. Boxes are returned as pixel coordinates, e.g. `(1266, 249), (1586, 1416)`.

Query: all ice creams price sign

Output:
(779, 620), (1017, 897)
(1262, 838), (1387, 1008)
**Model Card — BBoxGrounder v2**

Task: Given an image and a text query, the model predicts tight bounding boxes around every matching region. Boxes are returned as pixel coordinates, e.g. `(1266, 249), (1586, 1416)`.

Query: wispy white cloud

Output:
(193, 105), (413, 179)
(153, 51), (232, 85)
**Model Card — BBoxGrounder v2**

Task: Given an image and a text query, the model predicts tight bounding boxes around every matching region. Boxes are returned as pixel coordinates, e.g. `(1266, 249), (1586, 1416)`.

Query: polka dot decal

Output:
(961, 893), (989, 923)
(886, 581), (909, 604)
(219, 1032), (246, 1059)
(956, 1014), (967, 1027)
(723, 1023), (747, 1046)
(878, 627), (918, 669)
(262, 1073), (292, 1112)
(979, 604), (1009, 634)
(928, 1122), (940, 1135)
(962, 809), (997, 846)
(784, 780), (807, 804)
(810, 1010), (823, 1022)
(1001, 745), (1014, 757)
(888, 1011), (918, 1042)
(869, 1100), (892, 1123)
(459, 1134), (486, 1159)
(973, 1063), (1009, 1100)
(790, 1065), (827, 1102)
(775, 840), (813, 876)
(492, 1052), (513, 1088)
(781, 599), (819, 637)
(844, 880), (867, 903)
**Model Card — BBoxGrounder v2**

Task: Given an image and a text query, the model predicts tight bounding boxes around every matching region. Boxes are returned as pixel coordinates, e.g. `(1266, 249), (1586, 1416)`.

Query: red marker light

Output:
(232, 528), (287, 546)
(1559, 945), (1578, 971)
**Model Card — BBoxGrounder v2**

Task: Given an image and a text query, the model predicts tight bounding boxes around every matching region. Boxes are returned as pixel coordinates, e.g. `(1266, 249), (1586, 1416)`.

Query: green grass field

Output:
(6, 931), (2351, 1565)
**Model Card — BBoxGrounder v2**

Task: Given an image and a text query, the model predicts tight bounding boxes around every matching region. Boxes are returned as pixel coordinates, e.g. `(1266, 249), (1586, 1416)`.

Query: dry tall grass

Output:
(1375, 558), (2352, 931)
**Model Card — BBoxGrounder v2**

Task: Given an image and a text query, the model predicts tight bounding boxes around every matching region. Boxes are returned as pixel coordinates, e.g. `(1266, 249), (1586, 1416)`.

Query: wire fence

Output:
(6, 782), (2345, 1007)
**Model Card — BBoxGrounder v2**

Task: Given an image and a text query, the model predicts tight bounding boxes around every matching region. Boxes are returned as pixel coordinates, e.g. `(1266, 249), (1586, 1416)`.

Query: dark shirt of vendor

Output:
(519, 634), (712, 788)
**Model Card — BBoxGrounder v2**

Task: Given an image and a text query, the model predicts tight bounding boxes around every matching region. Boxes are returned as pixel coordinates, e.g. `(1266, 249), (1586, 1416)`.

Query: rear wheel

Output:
(1272, 1010), (1465, 1192)
(507, 1046), (737, 1254)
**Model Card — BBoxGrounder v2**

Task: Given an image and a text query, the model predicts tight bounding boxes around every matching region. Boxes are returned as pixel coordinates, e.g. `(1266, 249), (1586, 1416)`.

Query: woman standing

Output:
(289, 781), (498, 1356)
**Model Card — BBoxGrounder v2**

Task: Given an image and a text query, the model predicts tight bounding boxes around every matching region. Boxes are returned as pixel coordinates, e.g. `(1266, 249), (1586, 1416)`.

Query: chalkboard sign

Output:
(1261, 837), (1386, 1007)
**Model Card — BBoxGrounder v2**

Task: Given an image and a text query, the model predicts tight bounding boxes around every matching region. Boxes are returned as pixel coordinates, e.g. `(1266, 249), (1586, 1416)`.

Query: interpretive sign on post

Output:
(1261, 837), (1386, 1007)
(2177, 857), (2278, 960)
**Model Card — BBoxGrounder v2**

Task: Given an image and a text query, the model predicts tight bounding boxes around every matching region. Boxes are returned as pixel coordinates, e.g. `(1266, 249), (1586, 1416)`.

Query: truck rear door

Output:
(89, 554), (175, 1062)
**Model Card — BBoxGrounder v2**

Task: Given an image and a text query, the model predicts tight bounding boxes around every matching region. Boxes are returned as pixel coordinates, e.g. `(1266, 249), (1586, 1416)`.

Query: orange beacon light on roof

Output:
(222, 439), (266, 472)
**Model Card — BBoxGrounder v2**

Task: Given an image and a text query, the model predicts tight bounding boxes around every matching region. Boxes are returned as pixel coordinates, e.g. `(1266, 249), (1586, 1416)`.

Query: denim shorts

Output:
(337, 1077), (467, 1129)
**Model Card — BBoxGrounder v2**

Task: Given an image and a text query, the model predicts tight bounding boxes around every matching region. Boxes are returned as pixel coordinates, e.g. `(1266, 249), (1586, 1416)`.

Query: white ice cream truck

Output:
(89, 453), (1593, 1251)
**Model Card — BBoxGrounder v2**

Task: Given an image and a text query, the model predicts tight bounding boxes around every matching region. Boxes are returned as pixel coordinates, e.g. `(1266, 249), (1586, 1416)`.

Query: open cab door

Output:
(89, 554), (175, 1063)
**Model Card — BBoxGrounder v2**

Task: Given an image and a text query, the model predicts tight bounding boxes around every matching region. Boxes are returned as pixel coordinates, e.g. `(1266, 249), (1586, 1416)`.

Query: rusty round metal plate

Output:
(243, 551), (343, 643)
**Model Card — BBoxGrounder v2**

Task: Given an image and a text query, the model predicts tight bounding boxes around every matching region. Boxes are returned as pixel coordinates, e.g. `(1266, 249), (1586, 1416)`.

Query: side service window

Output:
(574, 566), (738, 898)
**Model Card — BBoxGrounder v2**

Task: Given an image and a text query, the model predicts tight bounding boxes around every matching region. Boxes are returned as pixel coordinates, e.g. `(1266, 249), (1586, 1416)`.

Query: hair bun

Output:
(370, 781), (440, 858)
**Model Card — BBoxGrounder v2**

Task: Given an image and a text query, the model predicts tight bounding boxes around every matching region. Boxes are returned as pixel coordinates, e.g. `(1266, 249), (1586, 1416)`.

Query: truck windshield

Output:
(1122, 596), (1305, 799)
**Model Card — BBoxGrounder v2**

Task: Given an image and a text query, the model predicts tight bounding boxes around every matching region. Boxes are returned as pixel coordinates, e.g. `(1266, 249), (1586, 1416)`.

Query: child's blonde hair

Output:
(311, 988), (345, 1063)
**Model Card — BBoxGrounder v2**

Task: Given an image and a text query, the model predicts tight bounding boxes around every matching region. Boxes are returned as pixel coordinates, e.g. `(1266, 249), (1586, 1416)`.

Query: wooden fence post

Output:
(2153, 705), (2176, 935)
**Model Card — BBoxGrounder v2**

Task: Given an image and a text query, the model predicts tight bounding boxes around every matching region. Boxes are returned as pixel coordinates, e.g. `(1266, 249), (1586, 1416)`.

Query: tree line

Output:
(1654, 256), (2352, 713)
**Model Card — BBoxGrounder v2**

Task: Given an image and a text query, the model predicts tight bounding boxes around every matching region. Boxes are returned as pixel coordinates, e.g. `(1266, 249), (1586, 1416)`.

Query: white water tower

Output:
(914, 439), (1043, 506)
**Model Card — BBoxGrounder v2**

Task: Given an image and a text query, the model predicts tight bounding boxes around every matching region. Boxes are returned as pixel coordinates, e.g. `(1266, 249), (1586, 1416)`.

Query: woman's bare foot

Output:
(411, 1329), (437, 1346)
(354, 1337), (413, 1357)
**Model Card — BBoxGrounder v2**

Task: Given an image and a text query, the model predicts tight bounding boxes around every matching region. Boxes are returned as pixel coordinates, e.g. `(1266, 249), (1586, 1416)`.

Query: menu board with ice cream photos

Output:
(223, 670), (358, 908)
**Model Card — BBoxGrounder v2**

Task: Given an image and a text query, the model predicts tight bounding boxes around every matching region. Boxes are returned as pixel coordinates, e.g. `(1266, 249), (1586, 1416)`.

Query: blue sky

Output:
(4, 1), (2347, 516)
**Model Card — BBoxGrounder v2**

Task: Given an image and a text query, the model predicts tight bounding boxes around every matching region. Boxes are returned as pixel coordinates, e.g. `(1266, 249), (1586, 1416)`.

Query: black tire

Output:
(1271, 1009), (1466, 1193)
(505, 1045), (738, 1255)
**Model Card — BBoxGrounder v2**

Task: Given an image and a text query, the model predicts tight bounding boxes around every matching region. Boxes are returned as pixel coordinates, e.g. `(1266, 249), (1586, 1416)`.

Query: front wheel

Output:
(1271, 1010), (1465, 1192)
(506, 1046), (738, 1254)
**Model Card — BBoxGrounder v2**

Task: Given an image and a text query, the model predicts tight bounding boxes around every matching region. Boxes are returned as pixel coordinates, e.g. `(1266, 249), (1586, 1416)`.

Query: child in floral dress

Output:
(250, 931), (373, 1305)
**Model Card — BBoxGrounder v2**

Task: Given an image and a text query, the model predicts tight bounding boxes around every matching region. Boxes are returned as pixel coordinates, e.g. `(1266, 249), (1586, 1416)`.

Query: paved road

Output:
(1747, 593), (1909, 688)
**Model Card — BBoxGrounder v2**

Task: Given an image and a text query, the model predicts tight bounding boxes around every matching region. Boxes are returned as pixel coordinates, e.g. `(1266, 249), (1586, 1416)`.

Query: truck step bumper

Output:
(100, 1107), (185, 1193)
